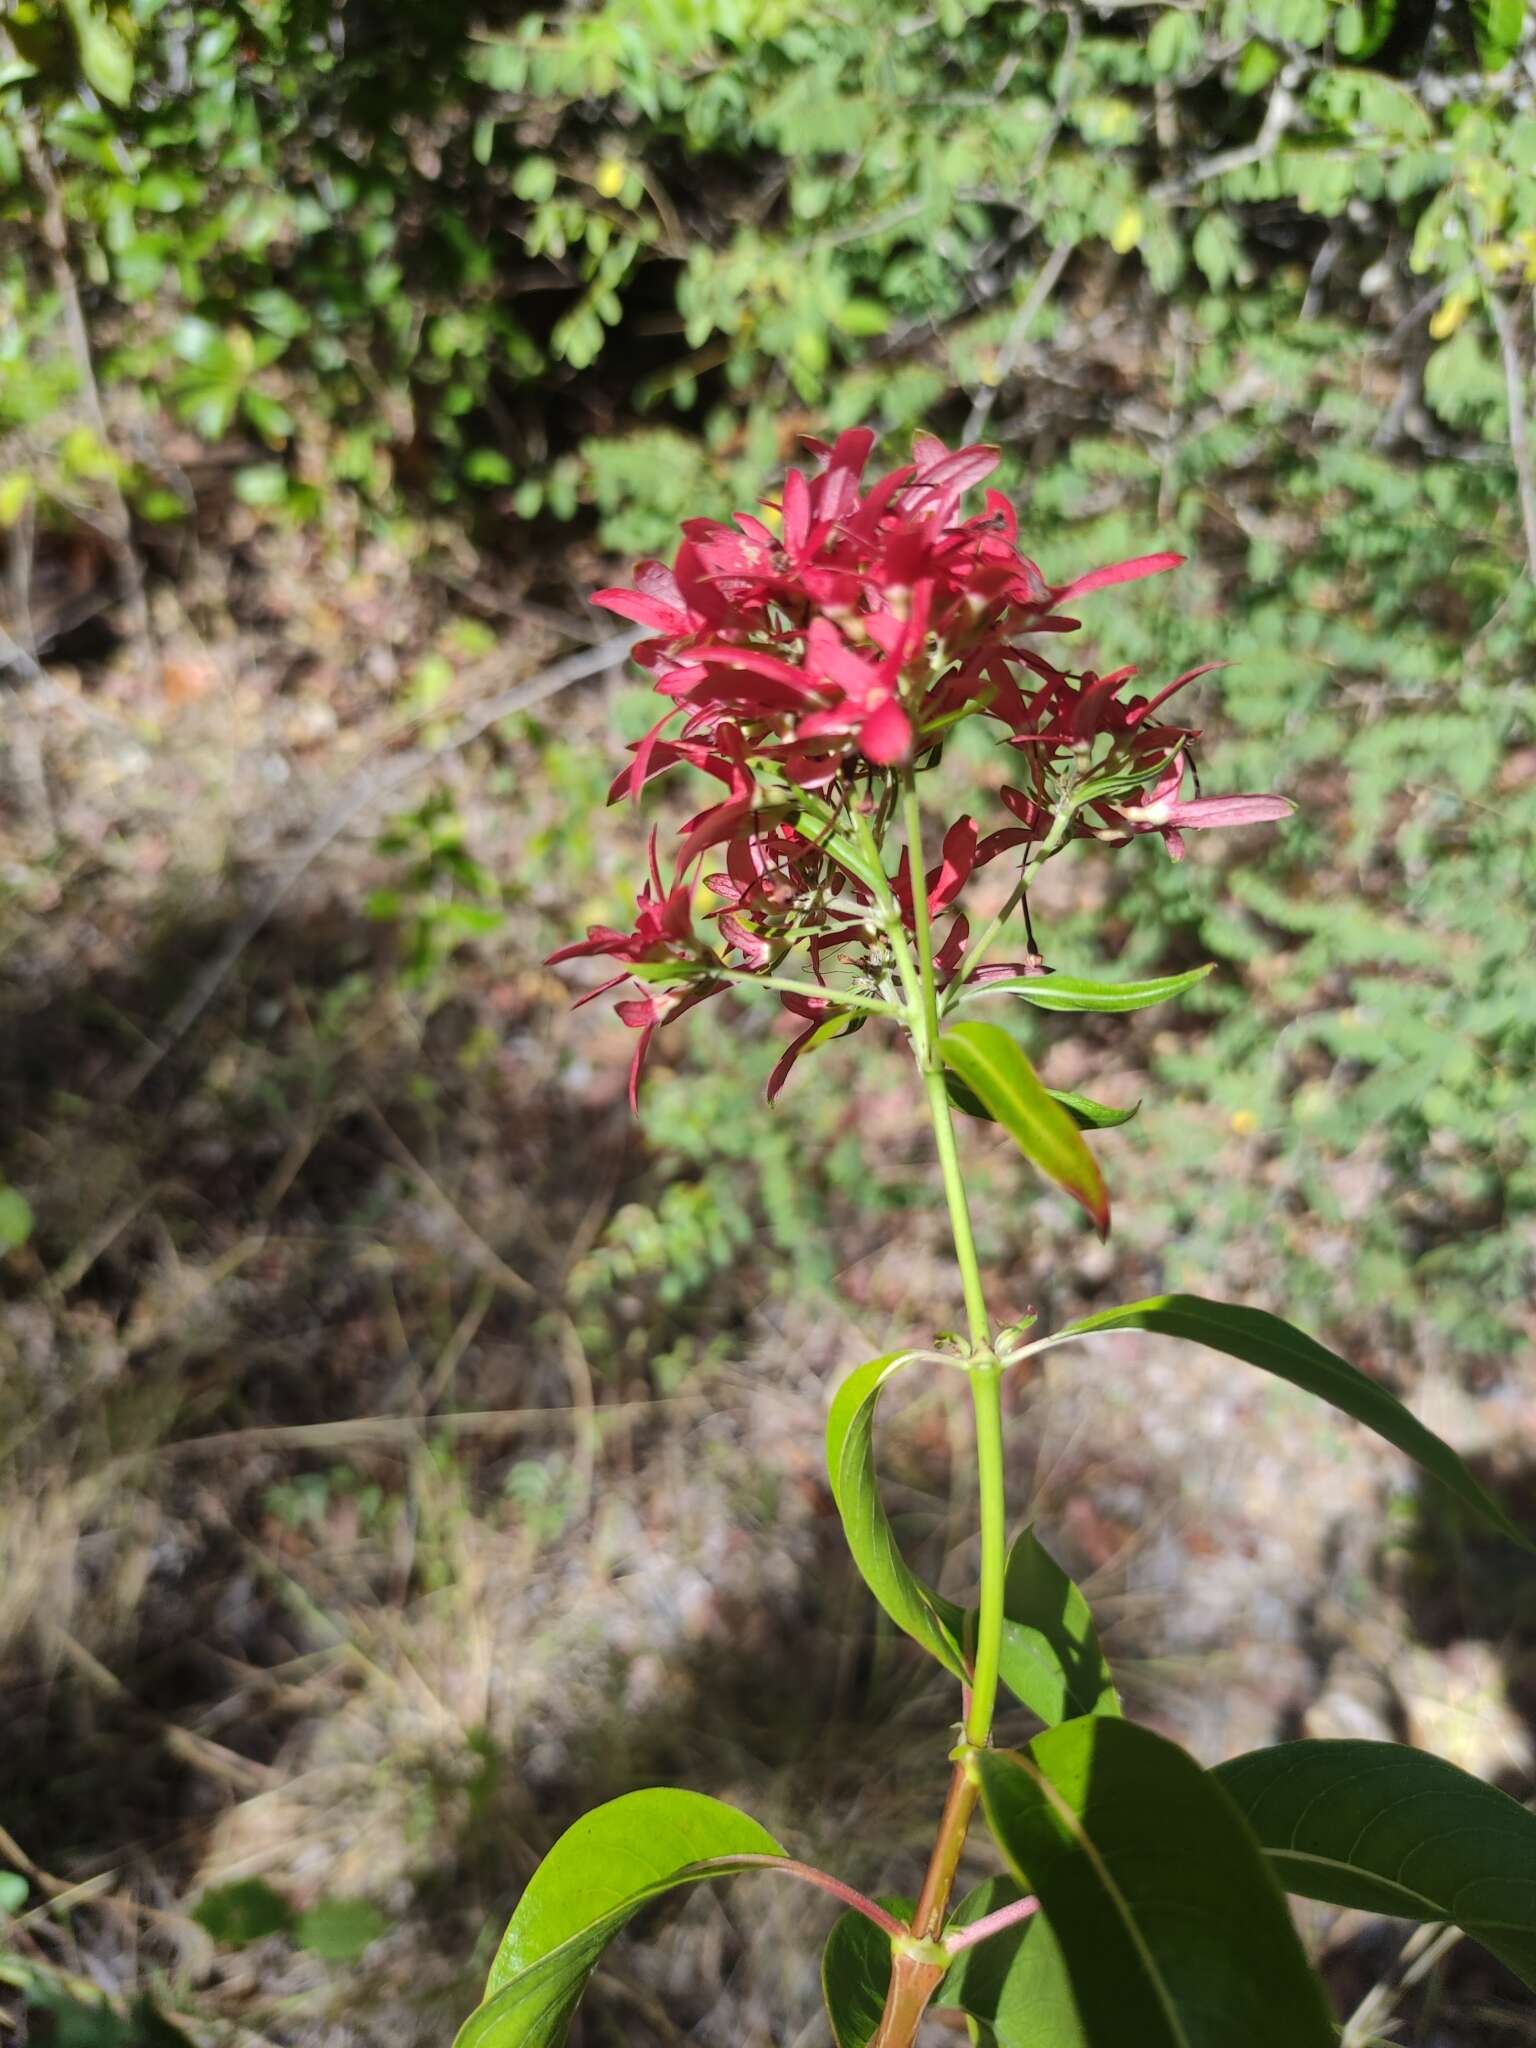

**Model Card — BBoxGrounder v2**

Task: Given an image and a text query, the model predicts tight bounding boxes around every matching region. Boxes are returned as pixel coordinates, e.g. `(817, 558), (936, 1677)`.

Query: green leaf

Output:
(957, 966), (1213, 1014)
(1034, 1294), (1530, 1546)
(457, 1789), (785, 2048)
(1214, 1739), (1536, 1986)
(950, 1074), (1138, 1133)
(1468, 0), (1524, 68)
(294, 1897), (388, 1960)
(0, 1184), (33, 1252)
(175, 381), (239, 440)
(825, 1354), (968, 1681)
(241, 390), (294, 443)
(62, 0), (133, 106)
(0, 1871), (30, 1916)
(822, 1894), (911, 2048)
(233, 463), (290, 509)
(975, 1721), (1335, 2047)
(939, 1021), (1109, 1236)
(1048, 1091), (1140, 1131)
(1234, 40), (1281, 93)
(1146, 9), (1201, 75)
(979, 1528), (1121, 1726)
(940, 1878), (1080, 2047)
(465, 448), (515, 487)
(193, 1878), (294, 1946)
(828, 1362), (1117, 1719)
(0, 473), (34, 528)
(1335, 0), (1398, 53)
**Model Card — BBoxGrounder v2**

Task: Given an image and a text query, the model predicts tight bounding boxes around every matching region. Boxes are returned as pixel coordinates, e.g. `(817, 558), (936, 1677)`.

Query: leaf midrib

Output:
(1015, 1756), (1192, 2048)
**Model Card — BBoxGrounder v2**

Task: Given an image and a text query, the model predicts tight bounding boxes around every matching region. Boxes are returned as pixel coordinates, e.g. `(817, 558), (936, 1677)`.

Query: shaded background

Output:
(2, 1), (1535, 2042)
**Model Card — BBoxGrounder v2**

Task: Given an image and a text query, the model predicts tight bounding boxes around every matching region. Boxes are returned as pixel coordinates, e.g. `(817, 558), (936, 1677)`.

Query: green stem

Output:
(715, 968), (897, 1017)
(900, 774), (990, 1350)
(942, 797), (1080, 1005)
(899, 770), (1005, 1749)
(921, 1066), (992, 1351)
(866, 771), (1016, 2048)
(965, 1363), (1007, 1746)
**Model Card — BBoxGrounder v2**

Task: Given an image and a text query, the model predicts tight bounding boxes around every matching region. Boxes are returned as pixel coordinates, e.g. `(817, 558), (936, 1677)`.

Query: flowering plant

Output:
(459, 433), (1534, 2048)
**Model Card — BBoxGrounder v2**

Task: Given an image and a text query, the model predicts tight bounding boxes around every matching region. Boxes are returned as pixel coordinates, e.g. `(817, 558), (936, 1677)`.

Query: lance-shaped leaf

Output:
(948, 1072), (1137, 1133)
(975, 1720), (1336, 2048)
(828, 1365), (1117, 1721)
(940, 1020), (1109, 1236)
(1028, 1294), (1529, 1546)
(825, 1353), (967, 1681)
(975, 1527), (1121, 1726)
(457, 1790), (784, 2048)
(1047, 1090), (1140, 1131)
(958, 965), (1214, 1013)
(1213, 1739), (1536, 1987)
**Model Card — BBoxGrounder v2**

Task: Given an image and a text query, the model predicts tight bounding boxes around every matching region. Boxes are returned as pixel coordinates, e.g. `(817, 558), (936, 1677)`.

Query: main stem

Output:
(868, 775), (1014, 2048)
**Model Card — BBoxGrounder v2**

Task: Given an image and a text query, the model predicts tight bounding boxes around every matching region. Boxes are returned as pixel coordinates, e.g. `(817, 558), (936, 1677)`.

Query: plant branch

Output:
(943, 1890), (1041, 1953)
(689, 1856), (906, 1938)
(898, 776), (1005, 1745)
(12, 97), (149, 647)
(1484, 281), (1536, 582)
(715, 969), (898, 1017)
(944, 797), (1080, 1003)
(963, 238), (1074, 442)
(909, 1760), (981, 1940)
(963, 1365), (1008, 1747)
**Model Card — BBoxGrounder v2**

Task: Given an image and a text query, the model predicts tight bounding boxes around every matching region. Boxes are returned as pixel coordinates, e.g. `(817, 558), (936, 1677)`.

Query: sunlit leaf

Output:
(1033, 1294), (1530, 1546)
(458, 1790), (785, 2048)
(62, 0), (133, 105)
(940, 1021), (1109, 1235)
(956, 966), (1213, 1014)
(825, 1353), (967, 1680)
(1215, 1739), (1536, 1985)
(829, 1357), (1119, 1718)
(1468, 0), (1524, 68)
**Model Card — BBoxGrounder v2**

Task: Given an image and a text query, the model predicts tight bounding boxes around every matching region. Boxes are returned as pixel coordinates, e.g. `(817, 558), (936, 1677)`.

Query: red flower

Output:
(595, 430), (1190, 795)
(555, 427), (1293, 1104)
(1098, 758), (1295, 861)
(613, 980), (724, 1110)
(547, 833), (702, 980)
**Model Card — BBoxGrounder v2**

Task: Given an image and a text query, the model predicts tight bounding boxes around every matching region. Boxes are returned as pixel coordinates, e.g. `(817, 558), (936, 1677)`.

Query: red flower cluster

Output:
(554, 429), (1290, 1103)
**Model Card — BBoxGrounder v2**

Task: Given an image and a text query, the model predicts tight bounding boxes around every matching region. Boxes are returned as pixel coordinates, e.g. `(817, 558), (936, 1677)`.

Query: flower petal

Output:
(859, 695), (914, 764)
(1051, 552), (1184, 605)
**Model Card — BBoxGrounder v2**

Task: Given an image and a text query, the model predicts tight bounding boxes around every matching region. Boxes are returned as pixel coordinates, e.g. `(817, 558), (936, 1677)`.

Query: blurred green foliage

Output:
(2, 0), (1533, 1357)
(191, 1876), (388, 1959)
